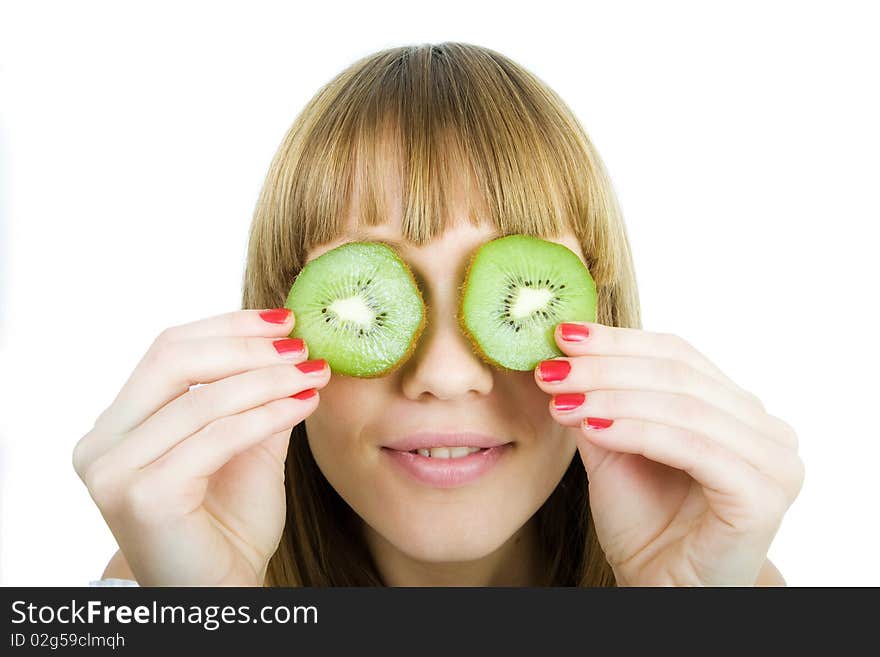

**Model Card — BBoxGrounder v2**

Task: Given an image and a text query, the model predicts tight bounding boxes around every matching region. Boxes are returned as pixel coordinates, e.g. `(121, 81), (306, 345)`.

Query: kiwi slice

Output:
(284, 242), (426, 377)
(458, 235), (597, 371)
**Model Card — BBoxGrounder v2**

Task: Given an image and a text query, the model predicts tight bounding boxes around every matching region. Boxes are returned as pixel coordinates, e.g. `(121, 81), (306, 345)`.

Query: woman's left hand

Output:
(535, 321), (805, 586)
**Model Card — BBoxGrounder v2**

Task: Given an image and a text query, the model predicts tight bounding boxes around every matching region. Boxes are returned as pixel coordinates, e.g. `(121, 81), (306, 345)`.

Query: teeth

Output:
(412, 446), (483, 458)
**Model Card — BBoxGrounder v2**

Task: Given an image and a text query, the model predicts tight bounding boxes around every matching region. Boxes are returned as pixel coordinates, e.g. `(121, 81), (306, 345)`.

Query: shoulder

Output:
(101, 549), (136, 581)
(755, 558), (786, 586)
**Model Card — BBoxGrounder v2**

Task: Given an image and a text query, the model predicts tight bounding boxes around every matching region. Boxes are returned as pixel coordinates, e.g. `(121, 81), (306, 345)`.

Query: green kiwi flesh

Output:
(284, 242), (426, 377)
(458, 235), (597, 371)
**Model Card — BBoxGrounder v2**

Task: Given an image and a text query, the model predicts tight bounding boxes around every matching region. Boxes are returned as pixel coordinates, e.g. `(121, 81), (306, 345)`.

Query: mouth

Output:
(382, 431), (512, 452)
(404, 446), (489, 458)
(380, 443), (512, 488)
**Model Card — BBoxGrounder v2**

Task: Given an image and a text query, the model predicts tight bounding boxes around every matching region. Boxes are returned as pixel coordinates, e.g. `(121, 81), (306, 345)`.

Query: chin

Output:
(374, 513), (515, 563)
(358, 486), (536, 563)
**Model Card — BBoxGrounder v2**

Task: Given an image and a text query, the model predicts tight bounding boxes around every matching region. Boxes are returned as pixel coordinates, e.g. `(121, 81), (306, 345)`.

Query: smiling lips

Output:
(381, 432), (513, 488)
(383, 431), (511, 452)
(409, 446), (484, 458)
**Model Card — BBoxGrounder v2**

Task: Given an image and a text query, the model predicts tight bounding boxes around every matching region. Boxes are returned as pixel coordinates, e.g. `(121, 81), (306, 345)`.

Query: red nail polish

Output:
(538, 359), (571, 382)
(274, 338), (305, 358)
(290, 388), (317, 400)
(553, 393), (585, 411)
(260, 308), (292, 324)
(296, 359), (327, 374)
(560, 323), (590, 342)
(584, 417), (613, 430)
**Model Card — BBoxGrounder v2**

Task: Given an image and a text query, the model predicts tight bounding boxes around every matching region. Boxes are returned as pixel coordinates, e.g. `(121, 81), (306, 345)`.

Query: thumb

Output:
(575, 429), (612, 476)
(261, 426), (296, 465)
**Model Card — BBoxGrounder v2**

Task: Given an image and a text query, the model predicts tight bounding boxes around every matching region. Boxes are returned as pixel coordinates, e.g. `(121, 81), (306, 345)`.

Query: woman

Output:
(73, 42), (804, 586)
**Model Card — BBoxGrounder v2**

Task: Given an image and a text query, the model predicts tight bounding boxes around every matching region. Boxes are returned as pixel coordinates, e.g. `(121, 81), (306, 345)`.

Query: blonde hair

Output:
(242, 42), (641, 586)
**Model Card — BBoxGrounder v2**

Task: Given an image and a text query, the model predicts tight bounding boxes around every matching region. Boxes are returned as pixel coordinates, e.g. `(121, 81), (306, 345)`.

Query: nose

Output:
(400, 296), (494, 402)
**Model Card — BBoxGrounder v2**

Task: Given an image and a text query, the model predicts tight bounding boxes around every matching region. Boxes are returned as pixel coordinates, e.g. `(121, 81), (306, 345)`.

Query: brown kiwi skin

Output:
(318, 242), (428, 379)
(455, 239), (554, 373)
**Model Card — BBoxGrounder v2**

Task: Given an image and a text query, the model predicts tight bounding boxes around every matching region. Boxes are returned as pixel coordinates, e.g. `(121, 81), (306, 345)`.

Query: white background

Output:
(1, 0), (878, 586)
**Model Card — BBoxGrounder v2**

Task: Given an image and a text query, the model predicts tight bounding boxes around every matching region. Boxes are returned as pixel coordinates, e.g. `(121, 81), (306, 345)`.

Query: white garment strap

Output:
(88, 578), (139, 587)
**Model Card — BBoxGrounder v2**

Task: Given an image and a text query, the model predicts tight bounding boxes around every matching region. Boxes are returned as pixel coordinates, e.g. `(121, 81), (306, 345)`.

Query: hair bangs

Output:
(287, 43), (582, 257)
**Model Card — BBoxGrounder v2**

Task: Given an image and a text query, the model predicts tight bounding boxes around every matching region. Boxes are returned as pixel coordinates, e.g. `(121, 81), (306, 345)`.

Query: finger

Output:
(552, 321), (757, 404)
(112, 360), (329, 469)
(147, 393), (315, 480)
(534, 354), (777, 441)
(76, 321), (308, 470)
(94, 308), (297, 435)
(548, 389), (802, 492)
(578, 417), (795, 530)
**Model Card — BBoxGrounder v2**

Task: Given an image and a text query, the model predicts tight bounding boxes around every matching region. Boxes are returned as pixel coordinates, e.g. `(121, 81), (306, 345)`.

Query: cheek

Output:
(505, 371), (559, 433)
(304, 376), (374, 475)
(307, 377), (361, 436)
(307, 371), (405, 436)
(509, 370), (580, 496)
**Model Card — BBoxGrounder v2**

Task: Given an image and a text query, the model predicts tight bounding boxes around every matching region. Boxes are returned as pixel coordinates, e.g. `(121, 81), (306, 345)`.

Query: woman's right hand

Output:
(72, 308), (329, 586)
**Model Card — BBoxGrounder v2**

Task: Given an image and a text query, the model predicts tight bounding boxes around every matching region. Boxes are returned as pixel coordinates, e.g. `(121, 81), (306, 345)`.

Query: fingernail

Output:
(584, 417), (613, 430)
(274, 338), (305, 359)
(560, 322), (590, 342)
(260, 308), (292, 324)
(553, 393), (585, 411)
(295, 359), (327, 374)
(538, 359), (570, 382)
(290, 388), (317, 400)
